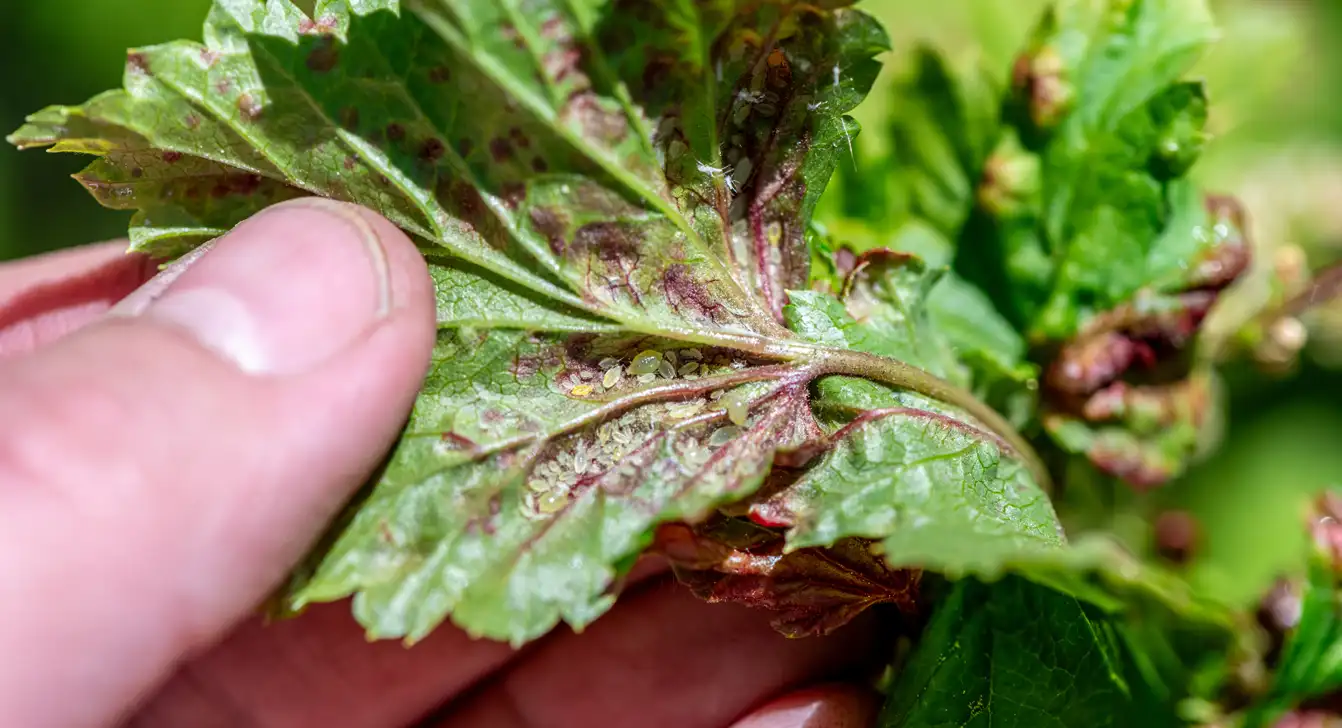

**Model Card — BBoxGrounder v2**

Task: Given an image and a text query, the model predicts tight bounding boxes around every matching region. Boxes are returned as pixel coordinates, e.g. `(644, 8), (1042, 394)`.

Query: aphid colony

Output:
(522, 376), (759, 520)
(559, 347), (753, 398)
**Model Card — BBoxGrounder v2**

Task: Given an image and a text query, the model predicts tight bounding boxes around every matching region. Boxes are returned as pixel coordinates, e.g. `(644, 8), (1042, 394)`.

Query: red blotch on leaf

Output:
(489, 137), (514, 163)
(419, 137), (446, 164)
(126, 52), (152, 76)
(529, 206), (568, 255)
(655, 522), (923, 639)
(305, 36), (341, 73)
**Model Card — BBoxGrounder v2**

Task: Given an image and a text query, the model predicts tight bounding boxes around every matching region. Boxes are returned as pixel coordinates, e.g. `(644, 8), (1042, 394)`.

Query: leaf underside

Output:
(9, 0), (1080, 645)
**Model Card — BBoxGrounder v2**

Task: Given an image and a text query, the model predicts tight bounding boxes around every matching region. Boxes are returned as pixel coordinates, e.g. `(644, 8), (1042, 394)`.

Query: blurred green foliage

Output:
(1, 0), (1339, 607)
(0, 0), (210, 258)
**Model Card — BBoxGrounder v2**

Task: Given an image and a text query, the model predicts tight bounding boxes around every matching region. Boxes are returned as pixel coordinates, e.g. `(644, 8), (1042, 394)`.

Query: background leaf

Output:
(881, 576), (1161, 728)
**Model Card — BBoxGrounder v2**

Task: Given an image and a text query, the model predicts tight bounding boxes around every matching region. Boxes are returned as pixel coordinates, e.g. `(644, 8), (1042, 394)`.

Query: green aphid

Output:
(723, 391), (751, 426)
(628, 349), (664, 376)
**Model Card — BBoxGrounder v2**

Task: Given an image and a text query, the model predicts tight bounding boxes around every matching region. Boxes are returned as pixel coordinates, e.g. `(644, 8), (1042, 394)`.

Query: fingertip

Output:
(116, 197), (435, 376)
(732, 685), (882, 728)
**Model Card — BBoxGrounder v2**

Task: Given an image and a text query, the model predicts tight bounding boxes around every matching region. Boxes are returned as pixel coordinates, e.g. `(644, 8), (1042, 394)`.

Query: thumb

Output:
(0, 199), (436, 727)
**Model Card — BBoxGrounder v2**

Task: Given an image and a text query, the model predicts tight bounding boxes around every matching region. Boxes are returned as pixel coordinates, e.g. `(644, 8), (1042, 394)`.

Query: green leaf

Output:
(881, 576), (1155, 728)
(886, 46), (1002, 236)
(18, 0), (1082, 647)
(751, 411), (1063, 573)
(295, 329), (830, 643)
(964, 0), (1224, 338)
(1242, 493), (1342, 725)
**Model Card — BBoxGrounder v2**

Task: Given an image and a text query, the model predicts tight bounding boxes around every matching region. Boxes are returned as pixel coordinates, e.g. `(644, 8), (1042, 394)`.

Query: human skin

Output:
(0, 200), (884, 728)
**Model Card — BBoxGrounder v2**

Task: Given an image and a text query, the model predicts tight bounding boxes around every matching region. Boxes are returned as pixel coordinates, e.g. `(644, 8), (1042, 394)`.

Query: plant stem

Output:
(813, 348), (1052, 492)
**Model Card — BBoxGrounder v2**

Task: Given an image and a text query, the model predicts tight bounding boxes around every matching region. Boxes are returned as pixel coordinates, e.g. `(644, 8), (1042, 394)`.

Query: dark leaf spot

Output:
(184, 114), (202, 131)
(343, 156), (357, 170)
(233, 174), (263, 195)
(215, 79), (233, 95)
(130, 167), (144, 179)
(662, 264), (726, 323)
(439, 431), (478, 452)
(531, 157), (549, 173)
(570, 221), (638, 260)
(508, 127), (531, 149)
(490, 137), (514, 163)
(450, 182), (488, 229)
(161, 151), (183, 164)
(501, 181), (526, 209)
(306, 36), (340, 73)
(428, 66), (451, 84)
(126, 52), (152, 76)
(457, 139), (474, 158)
(562, 92), (627, 144)
(419, 137), (445, 163)
(386, 123), (406, 143)
(530, 206), (568, 255)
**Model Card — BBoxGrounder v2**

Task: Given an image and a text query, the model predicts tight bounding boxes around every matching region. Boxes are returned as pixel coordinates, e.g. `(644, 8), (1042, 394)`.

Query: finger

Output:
(729, 685), (881, 728)
(0, 241), (156, 357)
(436, 577), (886, 728)
(127, 555), (670, 727)
(0, 199), (437, 728)
(127, 603), (517, 728)
(0, 240), (143, 299)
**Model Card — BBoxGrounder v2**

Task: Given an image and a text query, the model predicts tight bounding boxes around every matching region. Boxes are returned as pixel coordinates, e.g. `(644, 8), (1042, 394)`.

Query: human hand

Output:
(0, 200), (885, 728)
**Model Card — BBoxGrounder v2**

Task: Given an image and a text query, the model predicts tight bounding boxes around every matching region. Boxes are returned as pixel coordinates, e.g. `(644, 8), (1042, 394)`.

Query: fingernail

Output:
(112, 199), (393, 375)
(732, 687), (879, 728)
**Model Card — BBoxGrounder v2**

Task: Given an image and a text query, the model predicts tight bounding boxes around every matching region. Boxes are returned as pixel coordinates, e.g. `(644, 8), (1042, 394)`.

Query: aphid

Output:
(731, 158), (753, 190)
(710, 389), (725, 401)
(709, 426), (742, 447)
(724, 393), (750, 426)
(668, 401), (705, 419)
(638, 373), (657, 384)
(683, 348), (703, 361)
(658, 360), (677, 379)
(668, 139), (689, 163)
(526, 478), (551, 493)
(579, 369), (596, 380)
(570, 384), (595, 397)
(685, 446), (712, 467)
(537, 491), (568, 514)
(603, 366), (624, 389)
(678, 362), (700, 376)
(599, 357), (620, 370)
(613, 428), (633, 445)
(732, 103), (751, 127)
(664, 350), (680, 368)
(628, 349), (664, 376)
